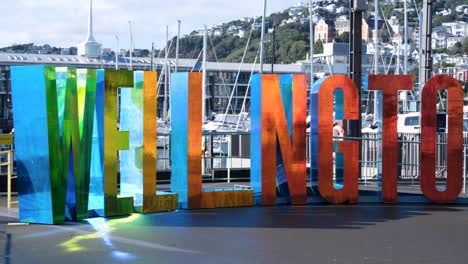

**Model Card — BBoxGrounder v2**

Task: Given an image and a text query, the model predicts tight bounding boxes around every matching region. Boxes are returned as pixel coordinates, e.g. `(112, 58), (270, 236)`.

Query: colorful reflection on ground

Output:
(59, 214), (141, 260)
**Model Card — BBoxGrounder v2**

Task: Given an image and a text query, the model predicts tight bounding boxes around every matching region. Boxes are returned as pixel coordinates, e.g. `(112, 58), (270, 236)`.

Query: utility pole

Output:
(421, 0), (433, 87)
(260, 0), (267, 73)
(349, 0), (365, 137)
(176, 20), (181, 72)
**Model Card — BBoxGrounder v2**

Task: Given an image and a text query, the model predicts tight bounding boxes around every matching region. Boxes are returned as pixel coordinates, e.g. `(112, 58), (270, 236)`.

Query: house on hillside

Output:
(438, 64), (468, 82)
(442, 21), (468, 37)
(447, 36), (464, 48)
(456, 5), (468, 14)
(335, 18), (369, 41)
(431, 27), (450, 49)
(325, 4), (336, 13)
(227, 25), (239, 34)
(366, 16), (392, 43)
(432, 53), (449, 64)
(411, 49), (419, 61)
(335, 20), (349, 36)
(336, 7), (349, 14)
(315, 18), (334, 43)
(289, 6), (302, 17)
(435, 8), (452, 16)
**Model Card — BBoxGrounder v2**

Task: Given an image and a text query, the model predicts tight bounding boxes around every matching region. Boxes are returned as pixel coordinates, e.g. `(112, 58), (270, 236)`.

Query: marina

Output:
(0, 0), (467, 263)
(0, 0), (467, 198)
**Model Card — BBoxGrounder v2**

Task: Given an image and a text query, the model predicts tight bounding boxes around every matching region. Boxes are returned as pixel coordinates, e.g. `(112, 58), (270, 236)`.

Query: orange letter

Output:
(171, 72), (254, 209)
(251, 74), (307, 205)
(368, 75), (413, 203)
(421, 75), (463, 203)
(318, 75), (359, 203)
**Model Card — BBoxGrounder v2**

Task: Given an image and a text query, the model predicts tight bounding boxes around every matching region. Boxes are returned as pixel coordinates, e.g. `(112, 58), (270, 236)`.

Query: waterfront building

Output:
(0, 53), (302, 132)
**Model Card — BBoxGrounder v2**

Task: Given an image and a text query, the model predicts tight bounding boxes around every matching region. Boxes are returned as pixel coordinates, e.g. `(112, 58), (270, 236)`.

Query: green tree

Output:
(335, 32), (349, 43)
(410, 66), (419, 85)
(449, 42), (462, 55)
(463, 39), (468, 55)
(314, 41), (324, 54)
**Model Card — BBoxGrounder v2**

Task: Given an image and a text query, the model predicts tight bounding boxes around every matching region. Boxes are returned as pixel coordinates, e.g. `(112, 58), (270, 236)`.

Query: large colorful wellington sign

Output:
(11, 66), (464, 224)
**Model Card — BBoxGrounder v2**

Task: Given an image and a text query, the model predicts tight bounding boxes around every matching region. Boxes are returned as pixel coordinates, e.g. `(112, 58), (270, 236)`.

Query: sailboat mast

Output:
(309, 0), (314, 88)
(260, 0), (267, 73)
(176, 20), (181, 73)
(151, 42), (154, 71)
(202, 25), (208, 122)
(129, 20), (133, 71)
(396, 38), (401, 75)
(373, 0), (380, 123)
(163, 25), (169, 119)
(115, 35), (119, 70)
(404, 0), (408, 74)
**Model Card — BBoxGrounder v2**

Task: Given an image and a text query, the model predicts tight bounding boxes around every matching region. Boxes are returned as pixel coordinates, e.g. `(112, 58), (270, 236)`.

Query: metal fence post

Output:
(7, 150), (12, 209)
(227, 135), (231, 183)
(464, 146), (466, 195)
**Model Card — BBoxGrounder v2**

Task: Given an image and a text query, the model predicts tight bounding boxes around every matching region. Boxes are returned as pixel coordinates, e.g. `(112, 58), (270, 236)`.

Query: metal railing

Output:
(0, 149), (15, 208)
(154, 131), (468, 193)
(4, 131), (468, 200)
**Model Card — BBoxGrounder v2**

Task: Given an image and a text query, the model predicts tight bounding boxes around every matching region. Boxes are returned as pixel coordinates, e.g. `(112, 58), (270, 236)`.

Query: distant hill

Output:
(164, 5), (325, 64)
(161, 0), (467, 64)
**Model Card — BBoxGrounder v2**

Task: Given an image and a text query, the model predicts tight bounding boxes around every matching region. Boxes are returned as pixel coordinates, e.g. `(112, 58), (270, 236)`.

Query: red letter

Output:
(421, 75), (463, 203)
(368, 75), (413, 203)
(318, 75), (359, 203)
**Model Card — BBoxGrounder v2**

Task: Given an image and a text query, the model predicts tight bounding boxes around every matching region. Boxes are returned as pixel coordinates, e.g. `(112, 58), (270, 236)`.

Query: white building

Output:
(442, 21), (468, 37)
(236, 30), (246, 38)
(336, 7), (349, 14)
(435, 8), (452, 16)
(299, 42), (403, 77)
(447, 36), (464, 48)
(456, 5), (468, 13)
(388, 16), (400, 34)
(432, 53), (449, 65)
(431, 27), (450, 49)
(325, 4), (336, 13)
(212, 27), (223, 36)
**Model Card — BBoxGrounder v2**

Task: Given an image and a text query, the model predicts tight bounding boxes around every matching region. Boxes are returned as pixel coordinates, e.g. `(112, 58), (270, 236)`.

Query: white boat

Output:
(203, 112), (250, 132)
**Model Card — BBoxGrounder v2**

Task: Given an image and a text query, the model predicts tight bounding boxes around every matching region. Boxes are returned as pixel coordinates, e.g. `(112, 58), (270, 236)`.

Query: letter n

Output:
(251, 74), (307, 205)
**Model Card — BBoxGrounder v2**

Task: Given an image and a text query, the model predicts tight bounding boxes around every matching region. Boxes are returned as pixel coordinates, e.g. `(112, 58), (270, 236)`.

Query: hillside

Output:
(162, 0), (467, 64)
(165, 5), (328, 64)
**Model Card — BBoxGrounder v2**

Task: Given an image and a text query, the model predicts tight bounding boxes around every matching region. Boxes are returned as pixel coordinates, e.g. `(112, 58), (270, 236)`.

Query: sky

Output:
(1, 0), (302, 50)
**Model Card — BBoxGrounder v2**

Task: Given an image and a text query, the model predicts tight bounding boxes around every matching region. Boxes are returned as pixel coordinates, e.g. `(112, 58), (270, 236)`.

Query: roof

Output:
(322, 42), (367, 56)
(0, 52), (303, 73)
(334, 20), (349, 27)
